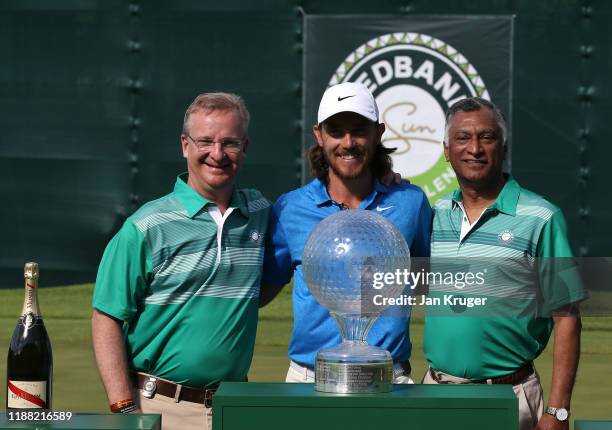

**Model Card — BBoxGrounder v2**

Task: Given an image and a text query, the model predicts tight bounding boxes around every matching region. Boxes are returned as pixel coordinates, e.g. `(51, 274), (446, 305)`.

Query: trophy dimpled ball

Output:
(302, 209), (411, 393)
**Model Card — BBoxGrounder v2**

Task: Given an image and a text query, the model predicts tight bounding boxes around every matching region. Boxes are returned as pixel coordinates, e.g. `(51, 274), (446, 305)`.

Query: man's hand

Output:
(535, 413), (568, 430)
(381, 170), (408, 186)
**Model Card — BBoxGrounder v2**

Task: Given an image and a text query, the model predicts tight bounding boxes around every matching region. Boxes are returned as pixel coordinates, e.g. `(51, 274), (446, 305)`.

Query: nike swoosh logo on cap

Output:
(337, 95), (355, 101)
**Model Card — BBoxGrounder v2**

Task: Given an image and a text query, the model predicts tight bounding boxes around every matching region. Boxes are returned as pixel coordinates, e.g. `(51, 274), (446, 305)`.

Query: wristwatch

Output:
(546, 406), (569, 422)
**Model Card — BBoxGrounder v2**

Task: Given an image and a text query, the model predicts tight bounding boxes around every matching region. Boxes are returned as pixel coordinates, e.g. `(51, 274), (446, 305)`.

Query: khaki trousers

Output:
(286, 360), (415, 384)
(135, 388), (212, 430)
(422, 367), (544, 430)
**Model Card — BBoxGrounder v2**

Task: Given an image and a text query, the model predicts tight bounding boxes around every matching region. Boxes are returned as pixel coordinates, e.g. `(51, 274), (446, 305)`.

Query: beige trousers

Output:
(422, 367), (544, 430)
(135, 388), (212, 430)
(286, 360), (415, 384)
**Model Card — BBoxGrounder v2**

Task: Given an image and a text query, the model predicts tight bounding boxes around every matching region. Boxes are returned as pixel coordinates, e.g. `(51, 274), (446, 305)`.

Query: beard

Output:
(325, 146), (373, 180)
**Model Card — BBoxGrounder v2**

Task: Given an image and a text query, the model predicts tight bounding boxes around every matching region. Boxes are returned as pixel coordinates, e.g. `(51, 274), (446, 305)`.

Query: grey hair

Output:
(182, 92), (250, 136)
(443, 97), (507, 144)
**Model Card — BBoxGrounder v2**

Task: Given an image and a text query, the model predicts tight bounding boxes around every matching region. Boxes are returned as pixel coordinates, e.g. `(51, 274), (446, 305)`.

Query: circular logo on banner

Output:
(328, 32), (490, 202)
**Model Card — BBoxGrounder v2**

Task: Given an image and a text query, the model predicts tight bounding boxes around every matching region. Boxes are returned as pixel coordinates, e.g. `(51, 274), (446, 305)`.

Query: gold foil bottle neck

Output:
(24, 262), (39, 280)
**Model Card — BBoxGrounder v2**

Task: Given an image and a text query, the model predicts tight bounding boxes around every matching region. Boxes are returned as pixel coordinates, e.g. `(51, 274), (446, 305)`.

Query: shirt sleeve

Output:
(92, 219), (152, 322)
(536, 209), (588, 314)
(409, 191), (433, 258)
(261, 197), (294, 287)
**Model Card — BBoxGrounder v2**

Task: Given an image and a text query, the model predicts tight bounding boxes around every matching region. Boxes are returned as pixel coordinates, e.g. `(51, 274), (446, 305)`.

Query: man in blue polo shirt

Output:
(261, 82), (432, 382)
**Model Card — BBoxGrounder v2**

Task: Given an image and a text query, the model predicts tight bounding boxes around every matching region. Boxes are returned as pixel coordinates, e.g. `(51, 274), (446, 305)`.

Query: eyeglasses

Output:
(185, 134), (244, 153)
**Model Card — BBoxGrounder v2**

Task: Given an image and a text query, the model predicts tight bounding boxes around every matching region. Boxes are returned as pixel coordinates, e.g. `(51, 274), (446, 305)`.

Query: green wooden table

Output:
(0, 413), (160, 430)
(213, 382), (518, 430)
(575, 421), (612, 430)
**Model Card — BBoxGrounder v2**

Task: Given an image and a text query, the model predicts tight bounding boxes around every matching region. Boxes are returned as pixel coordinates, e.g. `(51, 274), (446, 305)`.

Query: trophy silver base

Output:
(314, 342), (393, 393)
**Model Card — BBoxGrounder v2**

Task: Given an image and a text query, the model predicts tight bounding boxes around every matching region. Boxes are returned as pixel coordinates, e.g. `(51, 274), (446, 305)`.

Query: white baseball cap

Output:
(317, 82), (379, 124)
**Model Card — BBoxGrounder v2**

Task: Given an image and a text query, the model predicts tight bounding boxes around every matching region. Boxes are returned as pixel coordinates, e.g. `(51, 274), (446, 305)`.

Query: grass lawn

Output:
(1, 284), (611, 426)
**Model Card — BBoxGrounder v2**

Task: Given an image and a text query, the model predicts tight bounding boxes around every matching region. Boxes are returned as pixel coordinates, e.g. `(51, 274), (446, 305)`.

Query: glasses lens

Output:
(194, 138), (214, 150)
(222, 140), (242, 153)
(189, 135), (243, 153)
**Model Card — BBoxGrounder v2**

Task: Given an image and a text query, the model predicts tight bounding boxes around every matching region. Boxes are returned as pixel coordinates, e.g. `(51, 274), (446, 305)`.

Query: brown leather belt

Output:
(430, 362), (534, 385)
(133, 372), (217, 407)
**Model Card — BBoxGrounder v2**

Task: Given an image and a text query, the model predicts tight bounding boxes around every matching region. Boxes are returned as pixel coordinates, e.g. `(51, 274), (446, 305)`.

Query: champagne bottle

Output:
(6, 262), (53, 410)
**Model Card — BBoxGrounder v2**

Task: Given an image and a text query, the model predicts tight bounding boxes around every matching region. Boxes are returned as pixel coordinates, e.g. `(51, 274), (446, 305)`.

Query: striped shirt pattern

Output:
(129, 190), (268, 305)
(424, 177), (585, 379)
(93, 175), (270, 386)
(430, 179), (561, 300)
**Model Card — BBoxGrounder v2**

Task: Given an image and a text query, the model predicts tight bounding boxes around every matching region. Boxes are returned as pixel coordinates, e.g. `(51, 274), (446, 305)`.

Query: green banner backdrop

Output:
(304, 15), (513, 203)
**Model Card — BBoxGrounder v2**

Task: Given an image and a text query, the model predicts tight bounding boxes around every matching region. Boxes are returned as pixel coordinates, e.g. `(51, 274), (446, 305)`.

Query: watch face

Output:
(556, 408), (569, 421)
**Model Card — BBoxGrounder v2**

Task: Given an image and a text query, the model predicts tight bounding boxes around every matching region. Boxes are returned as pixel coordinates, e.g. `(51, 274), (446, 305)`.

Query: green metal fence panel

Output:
(134, 3), (301, 204)
(583, 2), (612, 257)
(0, 1), (609, 287)
(0, 1), (132, 287)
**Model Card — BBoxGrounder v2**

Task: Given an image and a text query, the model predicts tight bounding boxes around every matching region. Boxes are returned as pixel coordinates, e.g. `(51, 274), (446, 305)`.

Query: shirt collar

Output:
(491, 176), (520, 216)
(311, 178), (332, 206)
(229, 189), (250, 218)
(451, 175), (520, 216)
(311, 178), (389, 207)
(174, 173), (249, 218)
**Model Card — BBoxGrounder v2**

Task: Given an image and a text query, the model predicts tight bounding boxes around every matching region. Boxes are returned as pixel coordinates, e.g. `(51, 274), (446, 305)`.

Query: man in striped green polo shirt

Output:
(92, 93), (269, 430)
(423, 97), (586, 430)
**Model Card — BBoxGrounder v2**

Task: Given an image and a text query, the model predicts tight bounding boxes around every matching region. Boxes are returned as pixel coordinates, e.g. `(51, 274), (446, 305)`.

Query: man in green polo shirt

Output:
(423, 97), (586, 430)
(92, 93), (269, 430)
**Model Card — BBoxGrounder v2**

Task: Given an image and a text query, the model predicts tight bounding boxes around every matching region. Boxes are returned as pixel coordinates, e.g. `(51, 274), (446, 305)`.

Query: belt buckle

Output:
(142, 377), (158, 399)
(204, 389), (214, 408)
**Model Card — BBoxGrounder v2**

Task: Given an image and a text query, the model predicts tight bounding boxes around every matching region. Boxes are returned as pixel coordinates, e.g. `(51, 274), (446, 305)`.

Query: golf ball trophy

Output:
(302, 209), (411, 393)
